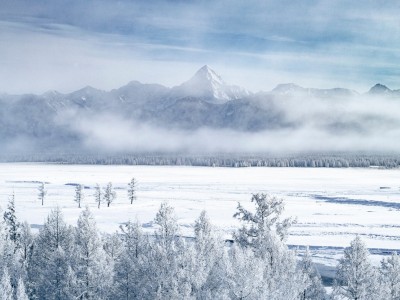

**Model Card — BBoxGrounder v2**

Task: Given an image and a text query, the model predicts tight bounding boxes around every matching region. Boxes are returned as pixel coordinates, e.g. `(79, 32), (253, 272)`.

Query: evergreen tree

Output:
(127, 177), (137, 204)
(233, 193), (305, 299)
(147, 202), (190, 298)
(16, 277), (29, 300)
(3, 191), (20, 244)
(75, 207), (113, 299)
(37, 182), (47, 206)
(103, 182), (116, 207)
(115, 220), (148, 299)
(226, 245), (264, 300)
(333, 236), (380, 300)
(18, 221), (34, 265)
(27, 207), (76, 299)
(94, 184), (102, 209)
(299, 247), (326, 300)
(0, 268), (13, 300)
(192, 210), (225, 298)
(380, 252), (400, 299)
(74, 184), (84, 208)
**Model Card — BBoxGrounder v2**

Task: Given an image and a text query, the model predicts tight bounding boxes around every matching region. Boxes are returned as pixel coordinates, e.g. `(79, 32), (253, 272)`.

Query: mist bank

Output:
(1, 66), (400, 157)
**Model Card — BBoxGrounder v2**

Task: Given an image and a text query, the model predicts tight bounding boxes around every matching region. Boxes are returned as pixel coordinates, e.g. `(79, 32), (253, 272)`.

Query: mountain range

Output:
(0, 65), (399, 153)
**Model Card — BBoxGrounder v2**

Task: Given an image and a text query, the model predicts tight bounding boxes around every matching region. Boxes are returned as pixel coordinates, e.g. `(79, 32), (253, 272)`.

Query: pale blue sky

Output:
(0, 0), (399, 93)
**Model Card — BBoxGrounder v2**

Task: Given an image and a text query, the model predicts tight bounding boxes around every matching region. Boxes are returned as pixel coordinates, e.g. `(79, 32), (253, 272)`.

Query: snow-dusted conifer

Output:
(16, 277), (29, 300)
(299, 247), (326, 300)
(37, 182), (47, 206)
(75, 207), (113, 299)
(127, 177), (137, 204)
(233, 193), (305, 299)
(94, 183), (102, 208)
(0, 268), (13, 300)
(333, 236), (380, 300)
(27, 207), (76, 299)
(18, 221), (34, 264)
(74, 184), (84, 208)
(115, 220), (148, 299)
(103, 182), (116, 207)
(226, 245), (263, 300)
(3, 191), (20, 244)
(380, 252), (400, 299)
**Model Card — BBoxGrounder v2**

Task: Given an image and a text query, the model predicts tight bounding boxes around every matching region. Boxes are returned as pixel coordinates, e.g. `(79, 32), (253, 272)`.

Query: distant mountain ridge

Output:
(0, 65), (399, 153)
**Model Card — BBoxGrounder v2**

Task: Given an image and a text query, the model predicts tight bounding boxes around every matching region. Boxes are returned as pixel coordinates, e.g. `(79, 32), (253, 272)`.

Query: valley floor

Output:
(1, 163), (399, 277)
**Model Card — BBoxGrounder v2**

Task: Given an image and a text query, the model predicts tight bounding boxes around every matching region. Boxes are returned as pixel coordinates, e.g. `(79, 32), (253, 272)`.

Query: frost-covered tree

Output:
(74, 184), (84, 208)
(94, 184), (102, 209)
(233, 193), (295, 252)
(16, 277), (29, 300)
(3, 191), (20, 244)
(115, 220), (148, 299)
(127, 177), (137, 204)
(0, 268), (13, 300)
(103, 232), (123, 261)
(233, 193), (305, 299)
(27, 207), (76, 299)
(74, 207), (113, 299)
(37, 182), (47, 206)
(192, 210), (225, 298)
(380, 252), (400, 300)
(154, 202), (179, 248)
(146, 202), (192, 298)
(333, 236), (380, 300)
(298, 247), (326, 300)
(103, 182), (116, 207)
(18, 221), (34, 264)
(226, 245), (264, 300)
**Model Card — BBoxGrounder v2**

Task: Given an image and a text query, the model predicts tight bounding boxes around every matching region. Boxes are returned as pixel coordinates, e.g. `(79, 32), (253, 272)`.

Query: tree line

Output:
(2, 153), (400, 168)
(0, 193), (398, 299)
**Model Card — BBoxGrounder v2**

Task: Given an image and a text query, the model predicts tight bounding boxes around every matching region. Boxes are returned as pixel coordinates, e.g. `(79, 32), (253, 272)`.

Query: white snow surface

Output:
(1, 163), (400, 263)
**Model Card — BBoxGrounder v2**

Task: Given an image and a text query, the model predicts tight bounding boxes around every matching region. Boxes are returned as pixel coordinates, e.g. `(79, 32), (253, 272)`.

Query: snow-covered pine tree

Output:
(37, 182), (47, 206)
(148, 202), (190, 298)
(18, 221), (34, 264)
(298, 247), (326, 300)
(74, 207), (113, 299)
(127, 177), (137, 204)
(233, 193), (305, 299)
(226, 244), (264, 300)
(0, 268), (13, 300)
(3, 191), (20, 244)
(380, 252), (400, 299)
(74, 184), (84, 208)
(16, 276), (29, 300)
(192, 210), (225, 298)
(103, 182), (116, 207)
(333, 236), (380, 300)
(115, 220), (148, 299)
(27, 207), (76, 299)
(94, 183), (102, 209)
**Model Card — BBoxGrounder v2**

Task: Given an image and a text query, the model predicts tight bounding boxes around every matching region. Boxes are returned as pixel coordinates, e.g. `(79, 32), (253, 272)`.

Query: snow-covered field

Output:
(1, 163), (400, 268)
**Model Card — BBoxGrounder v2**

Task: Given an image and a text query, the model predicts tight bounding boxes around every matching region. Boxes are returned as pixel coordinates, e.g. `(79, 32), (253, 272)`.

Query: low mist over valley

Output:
(1, 65), (400, 156)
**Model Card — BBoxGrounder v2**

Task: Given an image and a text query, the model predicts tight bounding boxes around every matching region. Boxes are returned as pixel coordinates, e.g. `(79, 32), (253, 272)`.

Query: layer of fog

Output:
(67, 94), (400, 154)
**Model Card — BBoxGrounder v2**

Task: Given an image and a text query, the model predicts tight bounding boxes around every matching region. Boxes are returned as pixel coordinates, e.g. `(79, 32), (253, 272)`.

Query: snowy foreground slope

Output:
(1, 163), (400, 265)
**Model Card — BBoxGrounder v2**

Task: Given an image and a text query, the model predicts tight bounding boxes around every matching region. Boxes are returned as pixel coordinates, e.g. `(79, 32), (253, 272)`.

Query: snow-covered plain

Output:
(1, 163), (400, 267)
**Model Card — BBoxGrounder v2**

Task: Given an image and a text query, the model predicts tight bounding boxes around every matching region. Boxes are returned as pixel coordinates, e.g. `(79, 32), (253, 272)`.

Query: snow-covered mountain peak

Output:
(172, 65), (251, 103)
(192, 65), (226, 86)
